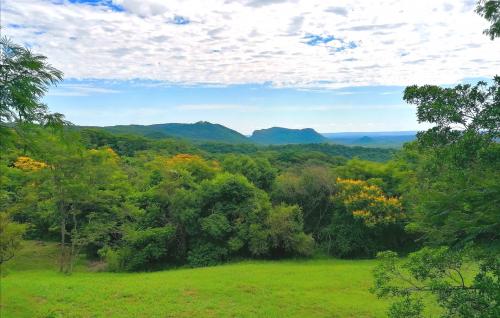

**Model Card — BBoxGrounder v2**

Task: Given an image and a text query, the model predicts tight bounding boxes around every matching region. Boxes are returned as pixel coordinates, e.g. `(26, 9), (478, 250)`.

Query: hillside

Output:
(0, 241), (400, 318)
(98, 121), (250, 144)
(250, 127), (329, 145)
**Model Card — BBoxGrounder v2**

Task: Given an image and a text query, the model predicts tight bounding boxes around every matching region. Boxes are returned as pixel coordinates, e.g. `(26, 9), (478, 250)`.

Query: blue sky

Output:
(4, 0), (500, 133)
(44, 79), (416, 133)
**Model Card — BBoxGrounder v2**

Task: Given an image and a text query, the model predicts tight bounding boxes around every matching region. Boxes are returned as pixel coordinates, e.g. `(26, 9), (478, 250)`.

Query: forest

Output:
(1, 1), (499, 317)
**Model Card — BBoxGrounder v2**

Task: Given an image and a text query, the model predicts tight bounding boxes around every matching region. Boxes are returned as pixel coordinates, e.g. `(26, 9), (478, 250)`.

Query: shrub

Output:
(114, 226), (176, 271)
(267, 204), (314, 257)
(187, 243), (228, 267)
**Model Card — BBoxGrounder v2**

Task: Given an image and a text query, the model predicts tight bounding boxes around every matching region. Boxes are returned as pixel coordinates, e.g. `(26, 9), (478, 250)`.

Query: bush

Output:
(187, 243), (228, 267)
(0, 212), (26, 264)
(112, 226), (176, 271)
(267, 204), (314, 257)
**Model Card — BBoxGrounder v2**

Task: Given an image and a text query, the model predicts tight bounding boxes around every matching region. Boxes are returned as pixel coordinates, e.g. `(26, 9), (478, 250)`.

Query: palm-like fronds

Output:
(0, 35), (64, 127)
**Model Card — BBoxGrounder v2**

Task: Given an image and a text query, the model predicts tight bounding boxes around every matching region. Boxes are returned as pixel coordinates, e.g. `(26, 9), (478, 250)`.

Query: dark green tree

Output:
(372, 248), (499, 318)
(222, 154), (277, 191)
(402, 78), (499, 248)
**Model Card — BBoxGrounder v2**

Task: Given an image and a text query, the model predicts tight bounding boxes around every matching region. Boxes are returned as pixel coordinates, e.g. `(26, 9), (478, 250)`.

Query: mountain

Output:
(98, 121), (250, 144)
(352, 136), (375, 144)
(322, 131), (416, 148)
(250, 127), (329, 145)
(85, 122), (414, 147)
(322, 131), (417, 138)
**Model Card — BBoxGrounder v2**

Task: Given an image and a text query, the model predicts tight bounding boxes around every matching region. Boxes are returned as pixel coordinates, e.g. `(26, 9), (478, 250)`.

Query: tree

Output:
(373, 5), (500, 312)
(334, 178), (405, 227)
(8, 130), (136, 273)
(222, 154), (277, 191)
(107, 226), (177, 271)
(0, 38), (67, 267)
(476, 0), (500, 40)
(0, 212), (26, 265)
(324, 178), (408, 258)
(267, 204), (314, 257)
(184, 173), (272, 266)
(372, 248), (500, 318)
(404, 77), (499, 149)
(402, 78), (500, 248)
(271, 165), (337, 235)
(0, 36), (65, 133)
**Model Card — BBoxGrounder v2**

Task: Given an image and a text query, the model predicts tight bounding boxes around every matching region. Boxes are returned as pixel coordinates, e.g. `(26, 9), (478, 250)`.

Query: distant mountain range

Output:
(323, 131), (417, 148)
(86, 122), (416, 148)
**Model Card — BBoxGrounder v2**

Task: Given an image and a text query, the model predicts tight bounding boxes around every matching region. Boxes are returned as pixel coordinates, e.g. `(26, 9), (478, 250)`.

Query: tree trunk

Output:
(60, 210), (66, 273)
(69, 210), (78, 274)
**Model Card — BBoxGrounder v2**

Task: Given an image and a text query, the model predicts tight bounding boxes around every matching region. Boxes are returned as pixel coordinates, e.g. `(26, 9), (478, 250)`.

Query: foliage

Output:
(335, 178), (404, 227)
(323, 177), (408, 258)
(185, 173), (272, 265)
(102, 121), (250, 144)
(13, 156), (48, 171)
(272, 165), (337, 235)
(0, 212), (26, 264)
(267, 204), (314, 257)
(6, 130), (137, 273)
(272, 165), (410, 258)
(0, 36), (65, 132)
(371, 72), (500, 316)
(402, 77), (500, 248)
(110, 226), (177, 271)
(404, 77), (499, 148)
(222, 154), (277, 191)
(476, 0), (500, 39)
(164, 154), (220, 182)
(372, 248), (500, 318)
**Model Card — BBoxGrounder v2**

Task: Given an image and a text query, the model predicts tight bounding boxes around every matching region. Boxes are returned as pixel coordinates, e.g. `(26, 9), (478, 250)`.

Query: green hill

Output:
(250, 127), (329, 145)
(98, 121), (250, 144)
(0, 241), (402, 318)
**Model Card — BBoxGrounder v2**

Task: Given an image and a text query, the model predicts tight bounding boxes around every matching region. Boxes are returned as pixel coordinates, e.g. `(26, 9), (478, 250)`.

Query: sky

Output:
(2, 0), (499, 134)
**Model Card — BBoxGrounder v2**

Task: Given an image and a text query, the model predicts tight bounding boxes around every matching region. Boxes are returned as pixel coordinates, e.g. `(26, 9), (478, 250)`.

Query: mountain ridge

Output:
(82, 122), (416, 147)
(95, 121), (250, 144)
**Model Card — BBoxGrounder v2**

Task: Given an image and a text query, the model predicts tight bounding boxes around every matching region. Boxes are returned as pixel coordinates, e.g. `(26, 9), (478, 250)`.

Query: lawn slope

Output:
(1, 242), (393, 318)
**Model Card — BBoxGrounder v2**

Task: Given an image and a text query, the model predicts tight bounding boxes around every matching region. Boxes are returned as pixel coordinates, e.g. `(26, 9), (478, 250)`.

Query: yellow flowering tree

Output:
(323, 178), (409, 258)
(335, 178), (405, 227)
(163, 154), (220, 182)
(13, 156), (48, 171)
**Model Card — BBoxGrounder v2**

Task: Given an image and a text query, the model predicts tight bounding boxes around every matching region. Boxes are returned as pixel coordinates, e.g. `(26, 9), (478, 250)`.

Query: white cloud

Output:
(47, 84), (120, 96)
(3, 0), (499, 89)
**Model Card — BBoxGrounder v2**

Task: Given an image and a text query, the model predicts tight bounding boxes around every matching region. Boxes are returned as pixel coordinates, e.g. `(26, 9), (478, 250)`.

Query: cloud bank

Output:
(3, 0), (499, 88)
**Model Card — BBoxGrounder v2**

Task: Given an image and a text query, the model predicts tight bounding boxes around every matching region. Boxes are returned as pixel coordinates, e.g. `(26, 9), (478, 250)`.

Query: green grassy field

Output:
(0, 241), (431, 318)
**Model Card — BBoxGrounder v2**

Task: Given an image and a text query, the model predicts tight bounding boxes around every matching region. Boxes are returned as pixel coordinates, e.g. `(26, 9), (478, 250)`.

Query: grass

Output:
(0, 241), (432, 318)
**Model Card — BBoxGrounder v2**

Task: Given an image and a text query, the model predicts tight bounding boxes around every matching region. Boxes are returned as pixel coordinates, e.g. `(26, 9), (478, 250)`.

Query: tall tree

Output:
(402, 78), (499, 248)
(0, 36), (64, 130)
(0, 36), (64, 265)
